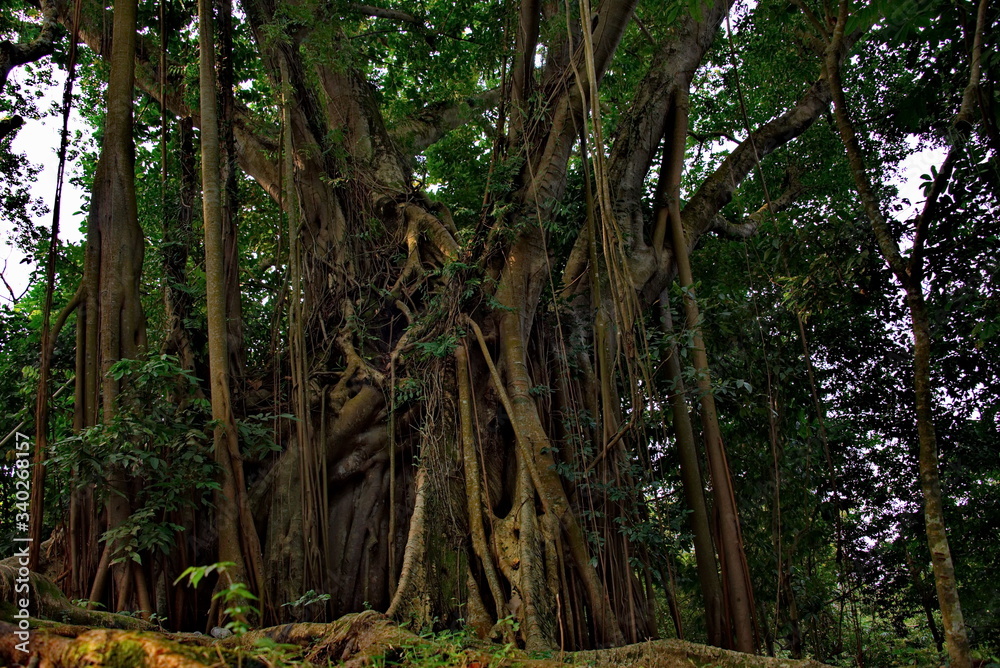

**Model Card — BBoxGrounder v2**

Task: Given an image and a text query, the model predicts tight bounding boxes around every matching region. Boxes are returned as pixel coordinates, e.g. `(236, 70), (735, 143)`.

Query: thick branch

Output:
(709, 173), (804, 239)
(588, 0), (640, 81)
(559, 1), (727, 300)
(512, 0), (638, 229)
(681, 78), (831, 240)
(0, 0), (61, 93)
(608, 0), (727, 209)
(511, 0), (540, 106)
(390, 88), (502, 157)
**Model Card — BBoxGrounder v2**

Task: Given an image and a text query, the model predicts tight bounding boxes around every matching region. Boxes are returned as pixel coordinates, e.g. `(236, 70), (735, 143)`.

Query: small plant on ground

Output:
(174, 561), (260, 634)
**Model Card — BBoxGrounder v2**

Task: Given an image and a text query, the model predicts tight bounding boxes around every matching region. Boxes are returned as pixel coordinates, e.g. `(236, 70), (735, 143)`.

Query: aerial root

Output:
(389, 202), (461, 296)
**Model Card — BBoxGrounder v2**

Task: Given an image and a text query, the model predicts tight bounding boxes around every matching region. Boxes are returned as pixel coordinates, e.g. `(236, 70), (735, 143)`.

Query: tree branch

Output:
(346, 2), (422, 26)
(562, 0), (727, 299)
(606, 0), (728, 220)
(789, 0), (830, 41)
(588, 0), (640, 80)
(681, 77), (831, 239)
(910, 0), (988, 282)
(52, 0), (284, 201)
(510, 0), (540, 108)
(0, 0), (62, 94)
(709, 172), (804, 239)
(0, 115), (24, 141)
(824, 3), (910, 286)
(390, 88), (502, 157)
(689, 129), (739, 145)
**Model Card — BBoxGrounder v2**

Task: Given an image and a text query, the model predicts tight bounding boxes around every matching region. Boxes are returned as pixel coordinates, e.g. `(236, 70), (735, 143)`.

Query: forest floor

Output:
(1, 564), (832, 668)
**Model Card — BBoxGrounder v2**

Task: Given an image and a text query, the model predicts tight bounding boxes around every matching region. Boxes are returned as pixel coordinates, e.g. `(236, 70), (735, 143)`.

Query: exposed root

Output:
(0, 612), (838, 668)
(576, 638), (835, 668)
(227, 610), (418, 666)
(401, 203), (459, 263)
(0, 622), (220, 668)
(1, 572), (836, 668)
(385, 468), (429, 621)
(0, 563), (153, 631)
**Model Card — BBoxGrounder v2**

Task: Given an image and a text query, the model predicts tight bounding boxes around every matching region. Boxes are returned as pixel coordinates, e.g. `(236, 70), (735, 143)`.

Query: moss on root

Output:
(64, 636), (147, 667)
(0, 563), (154, 631)
(0, 615), (839, 668)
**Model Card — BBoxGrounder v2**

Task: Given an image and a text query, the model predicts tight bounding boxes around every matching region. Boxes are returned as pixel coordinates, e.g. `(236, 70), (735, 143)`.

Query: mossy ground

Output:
(0, 569), (832, 668)
(1, 609), (835, 668)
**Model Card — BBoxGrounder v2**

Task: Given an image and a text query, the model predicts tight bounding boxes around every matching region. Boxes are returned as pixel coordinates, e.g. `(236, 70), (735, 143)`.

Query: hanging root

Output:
(456, 344), (512, 640)
(385, 468), (429, 621)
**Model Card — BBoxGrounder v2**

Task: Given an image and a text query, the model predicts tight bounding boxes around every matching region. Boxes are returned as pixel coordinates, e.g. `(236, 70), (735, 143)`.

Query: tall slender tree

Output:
(822, 2), (991, 667)
(197, 0), (265, 616)
(61, 0), (149, 610)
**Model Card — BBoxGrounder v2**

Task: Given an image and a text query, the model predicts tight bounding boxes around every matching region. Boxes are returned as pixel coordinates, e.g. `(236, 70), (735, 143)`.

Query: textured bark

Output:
(68, 0), (146, 610)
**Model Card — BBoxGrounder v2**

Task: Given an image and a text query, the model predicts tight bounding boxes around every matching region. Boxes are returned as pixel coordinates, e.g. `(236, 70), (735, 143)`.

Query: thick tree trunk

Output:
(69, 0), (147, 611)
(47, 0), (850, 649)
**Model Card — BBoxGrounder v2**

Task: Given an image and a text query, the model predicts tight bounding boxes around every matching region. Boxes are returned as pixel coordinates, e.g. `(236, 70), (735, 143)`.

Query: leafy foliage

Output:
(51, 356), (218, 564)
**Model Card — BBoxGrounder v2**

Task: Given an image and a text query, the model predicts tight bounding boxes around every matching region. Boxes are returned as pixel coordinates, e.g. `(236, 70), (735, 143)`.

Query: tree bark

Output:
(659, 288), (724, 647)
(216, 0), (246, 394)
(69, 0), (146, 610)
